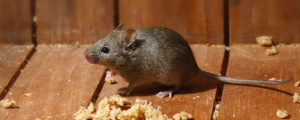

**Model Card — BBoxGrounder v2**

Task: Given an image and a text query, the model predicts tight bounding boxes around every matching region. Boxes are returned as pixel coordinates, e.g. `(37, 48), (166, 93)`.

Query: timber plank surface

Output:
(219, 45), (300, 120)
(0, 0), (32, 44)
(230, 0), (300, 44)
(119, 0), (224, 44)
(97, 45), (225, 120)
(36, 0), (114, 44)
(0, 45), (106, 119)
(0, 45), (33, 93)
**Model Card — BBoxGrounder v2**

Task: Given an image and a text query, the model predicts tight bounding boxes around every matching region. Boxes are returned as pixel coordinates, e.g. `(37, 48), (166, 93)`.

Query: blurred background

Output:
(0, 0), (299, 45)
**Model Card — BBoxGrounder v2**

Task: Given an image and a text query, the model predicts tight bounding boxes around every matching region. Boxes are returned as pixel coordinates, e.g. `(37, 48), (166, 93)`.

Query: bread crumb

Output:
(35, 118), (41, 120)
(0, 99), (16, 108)
(74, 41), (80, 48)
(73, 102), (95, 120)
(266, 46), (278, 56)
(192, 96), (200, 100)
(212, 103), (221, 120)
(105, 77), (116, 84)
(256, 36), (273, 46)
(24, 93), (32, 97)
(105, 71), (117, 84)
(73, 95), (192, 120)
(293, 92), (300, 103)
(225, 47), (231, 51)
(268, 77), (282, 81)
(294, 81), (300, 87)
(118, 99), (169, 120)
(276, 109), (289, 119)
(173, 111), (193, 120)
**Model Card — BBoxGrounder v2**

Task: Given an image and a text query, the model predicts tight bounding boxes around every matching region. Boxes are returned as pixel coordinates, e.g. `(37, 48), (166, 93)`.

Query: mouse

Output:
(84, 24), (293, 98)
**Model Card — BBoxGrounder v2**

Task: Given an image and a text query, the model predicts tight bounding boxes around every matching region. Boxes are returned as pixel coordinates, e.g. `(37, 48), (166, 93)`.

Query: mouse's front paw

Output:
(117, 88), (131, 96)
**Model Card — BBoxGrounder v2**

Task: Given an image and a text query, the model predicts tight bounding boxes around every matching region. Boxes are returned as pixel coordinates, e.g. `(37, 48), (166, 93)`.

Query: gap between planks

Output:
(0, 46), (36, 100)
(210, 0), (231, 119)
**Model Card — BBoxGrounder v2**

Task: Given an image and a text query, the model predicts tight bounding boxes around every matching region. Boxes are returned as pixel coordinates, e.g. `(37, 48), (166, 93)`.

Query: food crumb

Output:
(276, 109), (289, 119)
(173, 111), (193, 120)
(192, 96), (200, 100)
(73, 95), (192, 120)
(35, 118), (41, 120)
(293, 92), (300, 103)
(266, 46), (278, 56)
(73, 102), (94, 120)
(268, 77), (282, 81)
(294, 81), (300, 87)
(74, 41), (80, 48)
(212, 103), (221, 120)
(256, 36), (273, 46)
(105, 71), (117, 84)
(225, 47), (231, 51)
(24, 93), (32, 97)
(0, 99), (16, 108)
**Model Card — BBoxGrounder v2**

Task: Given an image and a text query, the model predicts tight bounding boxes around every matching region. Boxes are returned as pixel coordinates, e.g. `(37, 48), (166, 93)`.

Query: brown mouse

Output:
(84, 24), (292, 98)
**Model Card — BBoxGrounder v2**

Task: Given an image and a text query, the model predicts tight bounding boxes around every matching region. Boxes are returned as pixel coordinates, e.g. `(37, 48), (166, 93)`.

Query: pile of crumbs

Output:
(0, 98), (16, 108)
(73, 95), (193, 120)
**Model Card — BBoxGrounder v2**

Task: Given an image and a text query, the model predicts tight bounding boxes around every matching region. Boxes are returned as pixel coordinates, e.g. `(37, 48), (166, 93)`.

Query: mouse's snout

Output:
(83, 49), (99, 64)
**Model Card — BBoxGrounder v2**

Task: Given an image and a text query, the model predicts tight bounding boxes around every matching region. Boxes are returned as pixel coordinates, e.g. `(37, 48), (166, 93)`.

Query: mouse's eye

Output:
(101, 47), (109, 53)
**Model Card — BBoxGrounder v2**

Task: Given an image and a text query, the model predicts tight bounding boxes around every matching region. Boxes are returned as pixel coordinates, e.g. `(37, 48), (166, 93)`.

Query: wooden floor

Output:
(0, 44), (299, 120)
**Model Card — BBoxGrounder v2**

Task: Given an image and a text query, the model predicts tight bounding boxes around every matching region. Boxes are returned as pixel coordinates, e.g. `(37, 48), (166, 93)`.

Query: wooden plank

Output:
(230, 0), (300, 44)
(0, 45), (106, 119)
(218, 45), (300, 120)
(119, 0), (224, 44)
(36, 0), (114, 44)
(0, 45), (33, 94)
(97, 44), (225, 119)
(0, 0), (32, 44)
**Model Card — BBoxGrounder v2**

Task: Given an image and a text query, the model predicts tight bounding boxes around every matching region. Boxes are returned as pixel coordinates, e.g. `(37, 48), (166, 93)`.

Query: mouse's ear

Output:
(119, 29), (137, 49)
(115, 23), (125, 30)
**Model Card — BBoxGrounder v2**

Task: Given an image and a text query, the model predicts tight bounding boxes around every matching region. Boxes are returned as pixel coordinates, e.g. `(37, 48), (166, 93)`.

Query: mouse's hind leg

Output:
(155, 85), (181, 98)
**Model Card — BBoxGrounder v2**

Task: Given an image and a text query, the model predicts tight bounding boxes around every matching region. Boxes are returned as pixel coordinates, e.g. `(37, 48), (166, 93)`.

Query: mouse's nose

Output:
(84, 54), (89, 60)
(83, 49), (89, 60)
(83, 49), (98, 64)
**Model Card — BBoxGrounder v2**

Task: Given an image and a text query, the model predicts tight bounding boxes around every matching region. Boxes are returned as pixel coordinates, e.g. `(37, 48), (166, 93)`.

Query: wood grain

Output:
(0, 45), (33, 94)
(119, 0), (224, 44)
(97, 45), (225, 120)
(0, 0), (32, 44)
(36, 0), (114, 44)
(0, 45), (106, 119)
(230, 0), (300, 44)
(218, 45), (300, 120)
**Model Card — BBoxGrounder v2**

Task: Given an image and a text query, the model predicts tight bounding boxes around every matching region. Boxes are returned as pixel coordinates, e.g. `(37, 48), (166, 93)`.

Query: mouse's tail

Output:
(199, 71), (293, 85)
